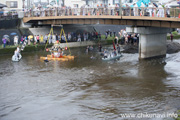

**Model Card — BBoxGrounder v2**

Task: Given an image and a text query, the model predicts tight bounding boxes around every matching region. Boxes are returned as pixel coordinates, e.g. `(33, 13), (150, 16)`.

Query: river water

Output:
(0, 46), (180, 120)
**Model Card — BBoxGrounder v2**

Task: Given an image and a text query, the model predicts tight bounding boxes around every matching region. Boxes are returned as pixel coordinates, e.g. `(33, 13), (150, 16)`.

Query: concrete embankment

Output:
(0, 28), (32, 45)
(29, 25), (95, 36)
(58, 41), (97, 48)
(0, 19), (20, 29)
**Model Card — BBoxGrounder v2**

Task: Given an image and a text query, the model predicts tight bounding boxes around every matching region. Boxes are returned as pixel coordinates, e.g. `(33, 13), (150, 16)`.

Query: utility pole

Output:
(119, 0), (122, 16)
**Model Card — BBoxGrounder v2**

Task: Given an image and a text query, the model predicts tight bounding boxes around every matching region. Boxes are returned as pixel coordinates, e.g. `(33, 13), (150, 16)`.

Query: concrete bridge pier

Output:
(126, 27), (171, 59)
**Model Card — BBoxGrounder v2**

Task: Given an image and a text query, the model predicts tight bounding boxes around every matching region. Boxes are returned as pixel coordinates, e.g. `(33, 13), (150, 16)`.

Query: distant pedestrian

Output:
(117, 44), (120, 54)
(83, 33), (86, 41)
(14, 35), (18, 46)
(56, 34), (58, 41)
(6, 38), (10, 46)
(114, 36), (118, 44)
(113, 31), (116, 37)
(48, 34), (52, 44)
(77, 34), (81, 42)
(34, 35), (37, 44)
(170, 33), (173, 42)
(110, 31), (112, 37)
(44, 34), (48, 44)
(28, 36), (31, 45)
(99, 43), (102, 52)
(20, 36), (23, 45)
(36, 35), (40, 43)
(52, 34), (56, 43)
(148, 3), (153, 17)
(2, 38), (7, 48)
(133, 3), (138, 16)
(40, 35), (44, 44)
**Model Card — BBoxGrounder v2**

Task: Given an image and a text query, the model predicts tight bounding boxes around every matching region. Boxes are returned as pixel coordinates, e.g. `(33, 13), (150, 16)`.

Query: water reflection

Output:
(0, 47), (180, 120)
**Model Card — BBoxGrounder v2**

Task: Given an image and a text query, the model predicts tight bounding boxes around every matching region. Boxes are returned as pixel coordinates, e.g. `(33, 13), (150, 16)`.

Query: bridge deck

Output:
(23, 16), (180, 28)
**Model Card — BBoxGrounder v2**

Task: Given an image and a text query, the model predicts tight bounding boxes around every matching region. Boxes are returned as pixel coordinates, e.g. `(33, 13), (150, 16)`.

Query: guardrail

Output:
(0, 15), (18, 20)
(24, 7), (180, 18)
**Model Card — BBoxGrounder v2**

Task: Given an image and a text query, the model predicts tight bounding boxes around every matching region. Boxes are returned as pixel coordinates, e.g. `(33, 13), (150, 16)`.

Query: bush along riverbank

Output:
(167, 31), (180, 40)
(0, 44), (53, 55)
(101, 31), (180, 43)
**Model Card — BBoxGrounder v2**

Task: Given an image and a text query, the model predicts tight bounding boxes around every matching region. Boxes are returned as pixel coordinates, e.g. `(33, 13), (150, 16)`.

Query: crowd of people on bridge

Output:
(24, 2), (173, 18)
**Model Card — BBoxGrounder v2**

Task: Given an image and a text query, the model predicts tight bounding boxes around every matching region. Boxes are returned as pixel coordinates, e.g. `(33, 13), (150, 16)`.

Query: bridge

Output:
(23, 15), (180, 28)
(23, 7), (180, 59)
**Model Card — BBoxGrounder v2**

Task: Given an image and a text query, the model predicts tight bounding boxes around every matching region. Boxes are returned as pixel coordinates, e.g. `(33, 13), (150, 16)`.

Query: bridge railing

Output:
(24, 7), (180, 19)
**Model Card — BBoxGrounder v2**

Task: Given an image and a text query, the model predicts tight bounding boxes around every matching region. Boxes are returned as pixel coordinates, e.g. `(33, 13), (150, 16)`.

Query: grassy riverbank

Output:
(1, 33), (180, 55)
(0, 44), (53, 55)
(167, 35), (180, 40)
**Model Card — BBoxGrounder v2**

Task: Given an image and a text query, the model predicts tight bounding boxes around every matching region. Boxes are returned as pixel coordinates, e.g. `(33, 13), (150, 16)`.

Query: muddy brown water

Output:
(0, 46), (180, 120)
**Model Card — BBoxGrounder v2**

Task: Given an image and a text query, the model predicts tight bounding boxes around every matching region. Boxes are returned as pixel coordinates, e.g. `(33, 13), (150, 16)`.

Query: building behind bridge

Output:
(0, 0), (179, 11)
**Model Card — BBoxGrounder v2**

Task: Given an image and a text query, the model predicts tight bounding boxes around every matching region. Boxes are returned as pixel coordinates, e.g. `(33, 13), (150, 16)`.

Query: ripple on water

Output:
(0, 49), (180, 120)
(165, 52), (180, 89)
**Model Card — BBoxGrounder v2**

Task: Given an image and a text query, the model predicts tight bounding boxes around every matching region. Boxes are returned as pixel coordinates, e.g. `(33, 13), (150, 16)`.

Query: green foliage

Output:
(176, 116), (180, 120)
(172, 31), (179, 36)
(0, 44), (53, 55)
(107, 40), (113, 44)
(101, 35), (115, 41)
(167, 34), (180, 40)
(0, 47), (15, 54)
(176, 110), (180, 120)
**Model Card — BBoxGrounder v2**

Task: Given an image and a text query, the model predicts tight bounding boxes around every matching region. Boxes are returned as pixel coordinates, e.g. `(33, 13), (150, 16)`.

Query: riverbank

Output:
(0, 44), (53, 55)
(0, 41), (100, 55)
(0, 39), (180, 55)
(167, 35), (180, 40)
(121, 40), (180, 54)
(103, 35), (180, 43)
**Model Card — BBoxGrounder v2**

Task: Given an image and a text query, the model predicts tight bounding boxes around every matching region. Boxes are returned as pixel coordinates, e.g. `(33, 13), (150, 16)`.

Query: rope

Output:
(62, 29), (71, 55)
(58, 27), (71, 55)
(44, 26), (53, 51)
(44, 25), (72, 55)
(58, 28), (63, 46)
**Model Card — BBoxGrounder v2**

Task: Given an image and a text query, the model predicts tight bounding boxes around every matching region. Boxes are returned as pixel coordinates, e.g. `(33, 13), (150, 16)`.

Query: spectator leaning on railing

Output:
(25, 3), (180, 18)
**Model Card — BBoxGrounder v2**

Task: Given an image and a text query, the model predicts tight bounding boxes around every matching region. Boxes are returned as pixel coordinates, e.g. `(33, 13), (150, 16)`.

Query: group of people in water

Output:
(103, 44), (121, 59)
(49, 45), (64, 58)
(86, 42), (121, 59)
(14, 46), (20, 59)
